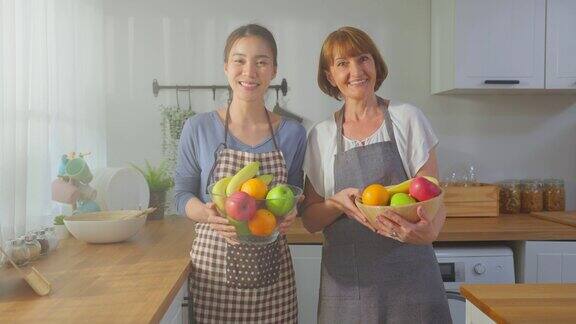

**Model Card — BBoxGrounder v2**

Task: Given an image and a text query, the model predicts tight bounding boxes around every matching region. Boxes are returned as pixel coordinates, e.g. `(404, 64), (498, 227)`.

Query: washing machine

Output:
(434, 245), (515, 324)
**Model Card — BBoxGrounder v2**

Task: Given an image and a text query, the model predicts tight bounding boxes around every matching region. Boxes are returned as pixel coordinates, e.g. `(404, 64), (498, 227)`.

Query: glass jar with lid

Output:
(11, 238), (30, 267)
(35, 230), (49, 256)
(499, 180), (522, 214)
(0, 241), (9, 268)
(520, 180), (544, 213)
(24, 234), (41, 261)
(543, 179), (565, 211)
(44, 227), (59, 252)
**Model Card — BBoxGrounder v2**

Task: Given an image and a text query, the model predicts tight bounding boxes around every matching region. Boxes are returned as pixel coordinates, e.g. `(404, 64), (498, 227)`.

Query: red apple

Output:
(409, 176), (441, 202)
(225, 191), (257, 221)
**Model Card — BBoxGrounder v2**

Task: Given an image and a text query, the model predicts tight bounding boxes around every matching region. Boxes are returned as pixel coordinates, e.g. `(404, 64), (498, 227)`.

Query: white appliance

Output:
(434, 245), (515, 324)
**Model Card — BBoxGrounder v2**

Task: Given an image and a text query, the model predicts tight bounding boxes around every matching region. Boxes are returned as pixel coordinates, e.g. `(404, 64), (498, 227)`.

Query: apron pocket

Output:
(225, 240), (280, 289)
(321, 243), (360, 300)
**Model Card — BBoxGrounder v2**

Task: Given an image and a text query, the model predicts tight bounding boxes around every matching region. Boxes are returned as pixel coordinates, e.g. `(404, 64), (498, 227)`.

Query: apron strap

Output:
(224, 104), (280, 151)
(208, 104), (280, 192)
(335, 96), (393, 154)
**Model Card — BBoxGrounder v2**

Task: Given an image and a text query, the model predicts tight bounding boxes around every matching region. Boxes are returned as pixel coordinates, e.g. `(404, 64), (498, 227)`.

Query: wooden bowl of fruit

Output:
(355, 176), (444, 227)
(209, 161), (302, 245)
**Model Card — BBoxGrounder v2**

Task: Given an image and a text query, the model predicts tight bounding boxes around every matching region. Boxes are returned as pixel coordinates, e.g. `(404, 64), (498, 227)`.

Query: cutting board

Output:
(530, 211), (576, 228)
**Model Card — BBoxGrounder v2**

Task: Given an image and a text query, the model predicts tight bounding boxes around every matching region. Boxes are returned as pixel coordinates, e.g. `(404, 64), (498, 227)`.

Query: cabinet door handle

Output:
(484, 80), (520, 85)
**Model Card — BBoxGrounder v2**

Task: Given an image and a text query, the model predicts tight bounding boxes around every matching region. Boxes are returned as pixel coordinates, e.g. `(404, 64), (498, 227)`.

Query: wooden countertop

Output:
(460, 283), (576, 324)
(0, 216), (196, 324)
(286, 213), (576, 244)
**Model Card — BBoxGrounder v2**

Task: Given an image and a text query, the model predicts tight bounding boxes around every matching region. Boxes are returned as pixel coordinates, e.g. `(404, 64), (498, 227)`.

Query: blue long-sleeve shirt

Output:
(174, 110), (307, 215)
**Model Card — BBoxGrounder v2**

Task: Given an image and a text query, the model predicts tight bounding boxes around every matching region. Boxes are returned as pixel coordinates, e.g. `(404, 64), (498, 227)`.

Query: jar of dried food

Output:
(0, 241), (9, 268)
(499, 180), (522, 214)
(24, 234), (41, 261)
(11, 238), (30, 267)
(44, 227), (59, 252)
(521, 180), (543, 213)
(35, 230), (49, 256)
(543, 179), (565, 211)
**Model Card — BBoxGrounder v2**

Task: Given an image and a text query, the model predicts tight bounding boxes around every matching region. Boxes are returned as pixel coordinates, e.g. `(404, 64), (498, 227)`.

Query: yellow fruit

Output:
(240, 178), (268, 200)
(211, 177), (232, 211)
(361, 184), (390, 206)
(226, 161), (260, 196)
(386, 179), (411, 195)
(386, 176), (440, 195)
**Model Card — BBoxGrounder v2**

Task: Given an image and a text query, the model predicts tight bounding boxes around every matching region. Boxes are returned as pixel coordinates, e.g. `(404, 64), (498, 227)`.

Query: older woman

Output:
(301, 27), (451, 323)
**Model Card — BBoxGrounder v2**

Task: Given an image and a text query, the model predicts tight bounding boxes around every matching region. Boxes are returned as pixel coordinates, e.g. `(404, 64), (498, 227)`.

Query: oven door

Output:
(446, 289), (466, 324)
(439, 261), (466, 324)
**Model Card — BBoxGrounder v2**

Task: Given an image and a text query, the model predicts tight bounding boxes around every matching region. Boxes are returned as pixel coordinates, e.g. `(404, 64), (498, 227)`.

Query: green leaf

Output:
(130, 159), (174, 192)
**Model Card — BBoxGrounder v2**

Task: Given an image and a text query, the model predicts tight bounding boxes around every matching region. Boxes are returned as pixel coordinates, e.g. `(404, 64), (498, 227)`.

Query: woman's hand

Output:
(204, 202), (239, 245)
(375, 205), (445, 244)
(278, 195), (305, 235)
(326, 188), (375, 232)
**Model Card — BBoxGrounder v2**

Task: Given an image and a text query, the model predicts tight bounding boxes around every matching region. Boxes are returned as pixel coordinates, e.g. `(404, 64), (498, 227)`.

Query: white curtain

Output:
(0, 0), (106, 241)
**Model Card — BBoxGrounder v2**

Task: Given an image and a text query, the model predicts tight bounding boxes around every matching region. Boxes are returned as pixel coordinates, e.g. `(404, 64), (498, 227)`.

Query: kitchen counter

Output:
(0, 216), (196, 324)
(460, 283), (576, 323)
(286, 213), (576, 244)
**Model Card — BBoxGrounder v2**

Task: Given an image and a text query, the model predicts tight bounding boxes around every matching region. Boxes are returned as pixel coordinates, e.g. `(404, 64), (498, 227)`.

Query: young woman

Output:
(302, 26), (451, 323)
(174, 24), (306, 323)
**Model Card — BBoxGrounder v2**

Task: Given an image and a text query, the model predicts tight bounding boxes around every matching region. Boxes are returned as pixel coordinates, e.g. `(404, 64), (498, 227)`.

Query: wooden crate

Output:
(443, 184), (499, 217)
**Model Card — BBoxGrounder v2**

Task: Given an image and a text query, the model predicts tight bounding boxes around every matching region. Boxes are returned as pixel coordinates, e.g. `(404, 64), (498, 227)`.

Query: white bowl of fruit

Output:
(355, 176), (443, 227)
(209, 161), (302, 245)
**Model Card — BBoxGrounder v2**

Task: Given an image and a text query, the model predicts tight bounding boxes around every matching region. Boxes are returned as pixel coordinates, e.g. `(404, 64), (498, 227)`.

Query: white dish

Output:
(64, 211), (146, 244)
(92, 167), (149, 211)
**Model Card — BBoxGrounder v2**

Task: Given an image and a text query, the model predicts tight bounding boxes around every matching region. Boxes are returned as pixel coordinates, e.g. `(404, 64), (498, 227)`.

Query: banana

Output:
(211, 177), (232, 211)
(385, 176), (440, 194)
(386, 179), (412, 195)
(225, 161), (261, 196)
(257, 174), (273, 185)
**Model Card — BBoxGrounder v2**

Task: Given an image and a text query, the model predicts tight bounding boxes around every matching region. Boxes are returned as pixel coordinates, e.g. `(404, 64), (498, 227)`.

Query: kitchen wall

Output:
(103, 0), (576, 209)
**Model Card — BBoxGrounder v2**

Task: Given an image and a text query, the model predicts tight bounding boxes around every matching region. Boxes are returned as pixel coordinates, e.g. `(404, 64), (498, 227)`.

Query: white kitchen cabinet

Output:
(432, 0), (546, 93)
(432, 0), (576, 93)
(546, 0), (576, 89)
(160, 280), (189, 324)
(290, 244), (322, 324)
(514, 241), (576, 283)
(465, 301), (495, 324)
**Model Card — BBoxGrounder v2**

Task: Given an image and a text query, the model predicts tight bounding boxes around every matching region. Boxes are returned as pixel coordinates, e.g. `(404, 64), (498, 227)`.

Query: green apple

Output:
(265, 184), (295, 216)
(390, 193), (417, 206)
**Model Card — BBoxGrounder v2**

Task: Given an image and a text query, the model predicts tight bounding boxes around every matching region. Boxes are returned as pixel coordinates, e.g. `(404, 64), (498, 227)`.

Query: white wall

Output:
(103, 0), (576, 209)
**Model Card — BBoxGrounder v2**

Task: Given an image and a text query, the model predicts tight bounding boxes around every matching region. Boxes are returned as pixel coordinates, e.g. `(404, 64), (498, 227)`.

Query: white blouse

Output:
(303, 101), (439, 198)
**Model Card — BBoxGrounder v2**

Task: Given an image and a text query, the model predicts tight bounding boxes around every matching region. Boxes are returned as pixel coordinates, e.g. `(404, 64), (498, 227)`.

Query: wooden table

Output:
(460, 283), (576, 323)
(0, 216), (196, 324)
(286, 213), (576, 244)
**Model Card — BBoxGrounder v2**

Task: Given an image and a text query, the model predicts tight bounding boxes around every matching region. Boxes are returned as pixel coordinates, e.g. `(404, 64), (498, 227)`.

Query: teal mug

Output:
(65, 158), (93, 184)
(74, 200), (101, 214)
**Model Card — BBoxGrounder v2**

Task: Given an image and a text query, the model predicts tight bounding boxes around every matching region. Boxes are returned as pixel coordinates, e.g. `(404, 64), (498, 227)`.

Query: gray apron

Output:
(318, 98), (451, 324)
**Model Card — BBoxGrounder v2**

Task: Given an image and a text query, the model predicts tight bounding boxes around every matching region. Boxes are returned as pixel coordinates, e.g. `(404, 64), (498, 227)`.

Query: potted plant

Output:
(53, 215), (70, 240)
(131, 160), (174, 220)
(159, 105), (195, 172)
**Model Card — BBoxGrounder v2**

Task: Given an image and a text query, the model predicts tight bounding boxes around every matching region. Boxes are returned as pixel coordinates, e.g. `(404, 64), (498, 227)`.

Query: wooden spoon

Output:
(120, 207), (157, 220)
(0, 246), (51, 296)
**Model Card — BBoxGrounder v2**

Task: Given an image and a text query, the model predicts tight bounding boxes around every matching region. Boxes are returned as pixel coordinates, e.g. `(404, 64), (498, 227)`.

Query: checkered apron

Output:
(189, 107), (298, 323)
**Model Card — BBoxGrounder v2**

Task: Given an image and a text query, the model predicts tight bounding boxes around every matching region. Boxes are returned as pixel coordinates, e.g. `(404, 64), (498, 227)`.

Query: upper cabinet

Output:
(546, 0), (576, 89)
(432, 0), (576, 94)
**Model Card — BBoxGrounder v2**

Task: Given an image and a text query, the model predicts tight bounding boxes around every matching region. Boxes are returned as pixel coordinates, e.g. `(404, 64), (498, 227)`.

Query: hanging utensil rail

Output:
(152, 78), (288, 100)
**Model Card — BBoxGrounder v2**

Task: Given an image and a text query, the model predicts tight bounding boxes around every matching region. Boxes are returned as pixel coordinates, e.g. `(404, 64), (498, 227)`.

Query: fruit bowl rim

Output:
(207, 183), (303, 201)
(355, 189), (444, 209)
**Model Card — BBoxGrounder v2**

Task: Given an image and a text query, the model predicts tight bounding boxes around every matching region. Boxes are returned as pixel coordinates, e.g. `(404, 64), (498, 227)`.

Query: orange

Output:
(361, 184), (390, 206)
(248, 209), (277, 236)
(240, 178), (268, 200)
